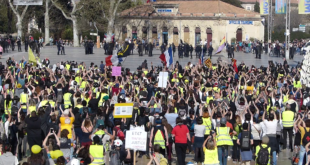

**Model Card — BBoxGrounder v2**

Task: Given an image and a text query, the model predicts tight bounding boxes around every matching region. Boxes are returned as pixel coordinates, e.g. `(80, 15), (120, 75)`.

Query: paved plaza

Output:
(2, 46), (299, 165)
(0, 46), (303, 70)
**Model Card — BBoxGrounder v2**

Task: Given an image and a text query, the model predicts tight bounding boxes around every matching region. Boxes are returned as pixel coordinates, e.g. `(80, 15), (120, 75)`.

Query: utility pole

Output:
(285, 0), (290, 59)
(268, 0), (273, 43)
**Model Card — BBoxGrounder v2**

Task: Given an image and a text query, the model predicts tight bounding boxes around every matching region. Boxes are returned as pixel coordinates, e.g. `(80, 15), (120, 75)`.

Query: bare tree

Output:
(44, 0), (52, 46)
(7, 0), (28, 38)
(51, 0), (83, 46)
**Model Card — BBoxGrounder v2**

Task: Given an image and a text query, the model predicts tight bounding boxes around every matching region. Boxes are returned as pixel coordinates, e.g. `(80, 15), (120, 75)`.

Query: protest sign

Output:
(158, 72), (168, 88)
(125, 130), (147, 151)
(112, 66), (121, 76)
(113, 103), (133, 118)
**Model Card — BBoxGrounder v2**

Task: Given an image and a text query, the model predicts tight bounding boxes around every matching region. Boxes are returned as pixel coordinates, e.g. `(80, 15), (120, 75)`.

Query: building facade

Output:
(115, 0), (264, 48)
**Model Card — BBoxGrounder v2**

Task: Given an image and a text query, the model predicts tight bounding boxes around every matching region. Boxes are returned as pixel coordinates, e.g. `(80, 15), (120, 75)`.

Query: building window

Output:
(246, 6), (251, 10)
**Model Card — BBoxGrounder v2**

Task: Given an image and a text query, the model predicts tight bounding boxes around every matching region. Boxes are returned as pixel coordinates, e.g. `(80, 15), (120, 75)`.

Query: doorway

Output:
(184, 27), (190, 44)
(236, 28), (242, 42)
(173, 27), (179, 46)
(206, 28), (212, 47)
(132, 26), (137, 39)
(162, 27), (168, 45)
(195, 27), (201, 46)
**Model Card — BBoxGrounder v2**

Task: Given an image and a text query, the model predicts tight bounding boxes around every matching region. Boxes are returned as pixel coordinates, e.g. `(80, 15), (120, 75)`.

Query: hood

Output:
(287, 99), (297, 104)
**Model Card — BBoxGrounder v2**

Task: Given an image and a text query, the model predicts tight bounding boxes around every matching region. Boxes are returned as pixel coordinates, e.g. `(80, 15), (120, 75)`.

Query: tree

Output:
(45, 0), (51, 46)
(7, 0), (28, 38)
(51, 0), (83, 46)
(254, 1), (260, 13)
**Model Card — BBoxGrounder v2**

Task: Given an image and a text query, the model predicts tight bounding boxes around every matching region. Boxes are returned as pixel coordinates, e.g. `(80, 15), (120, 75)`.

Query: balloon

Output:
(31, 145), (41, 154)
(50, 150), (64, 159)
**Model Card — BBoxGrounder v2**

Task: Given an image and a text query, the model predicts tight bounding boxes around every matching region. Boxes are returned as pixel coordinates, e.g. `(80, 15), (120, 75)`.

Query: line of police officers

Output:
(0, 35), (23, 53)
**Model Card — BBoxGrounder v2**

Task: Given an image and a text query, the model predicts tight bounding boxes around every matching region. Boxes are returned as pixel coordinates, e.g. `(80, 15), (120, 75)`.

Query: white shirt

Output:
(4, 121), (9, 138)
(251, 123), (262, 140)
(259, 122), (267, 137)
(263, 119), (281, 135)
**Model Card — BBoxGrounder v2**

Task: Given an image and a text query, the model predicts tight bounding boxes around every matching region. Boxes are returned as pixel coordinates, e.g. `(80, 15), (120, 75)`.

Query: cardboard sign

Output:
(125, 130), (147, 151)
(158, 72), (168, 88)
(112, 66), (121, 76)
(113, 103), (133, 118)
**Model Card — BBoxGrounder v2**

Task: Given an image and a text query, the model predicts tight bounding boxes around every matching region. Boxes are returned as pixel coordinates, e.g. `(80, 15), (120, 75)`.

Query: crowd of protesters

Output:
(0, 40), (309, 165)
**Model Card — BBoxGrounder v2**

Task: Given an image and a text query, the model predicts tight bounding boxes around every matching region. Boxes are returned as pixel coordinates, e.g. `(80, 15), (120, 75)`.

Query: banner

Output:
(260, 0), (269, 15)
(275, 0), (286, 14)
(13, 0), (43, 5)
(204, 58), (212, 69)
(299, 0), (310, 14)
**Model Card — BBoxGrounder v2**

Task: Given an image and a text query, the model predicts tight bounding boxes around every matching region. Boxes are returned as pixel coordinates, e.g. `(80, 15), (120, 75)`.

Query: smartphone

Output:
(50, 128), (54, 133)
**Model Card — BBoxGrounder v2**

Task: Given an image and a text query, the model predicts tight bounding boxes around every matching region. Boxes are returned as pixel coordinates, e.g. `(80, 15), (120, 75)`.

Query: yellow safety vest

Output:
(49, 100), (56, 107)
(4, 100), (12, 115)
(98, 93), (108, 107)
(75, 105), (83, 109)
(66, 64), (71, 70)
(40, 100), (48, 107)
(206, 96), (213, 105)
(80, 81), (88, 89)
(154, 127), (166, 149)
(283, 95), (288, 104)
(89, 145), (104, 165)
(20, 93), (28, 109)
(143, 70), (148, 75)
(20, 62), (24, 69)
(216, 127), (233, 146)
(202, 117), (212, 135)
(63, 93), (72, 108)
(294, 81), (302, 89)
(204, 147), (219, 165)
(75, 76), (82, 85)
(84, 98), (90, 106)
(233, 124), (242, 140)
(29, 106), (36, 112)
(282, 111), (295, 128)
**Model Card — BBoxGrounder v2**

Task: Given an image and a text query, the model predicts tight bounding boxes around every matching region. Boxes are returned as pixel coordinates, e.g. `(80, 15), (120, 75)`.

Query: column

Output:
(158, 23), (162, 46)
(137, 26), (143, 40)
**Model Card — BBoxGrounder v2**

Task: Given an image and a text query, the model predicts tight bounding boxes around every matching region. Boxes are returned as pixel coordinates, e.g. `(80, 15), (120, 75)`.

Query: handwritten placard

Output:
(125, 130), (147, 151)
(112, 66), (121, 76)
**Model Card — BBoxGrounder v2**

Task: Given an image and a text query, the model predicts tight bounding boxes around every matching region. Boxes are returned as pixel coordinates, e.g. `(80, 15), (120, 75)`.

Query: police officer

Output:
(24, 36), (28, 52)
(148, 42), (153, 57)
(17, 37), (22, 52)
(282, 104), (295, 152)
(138, 40), (143, 56)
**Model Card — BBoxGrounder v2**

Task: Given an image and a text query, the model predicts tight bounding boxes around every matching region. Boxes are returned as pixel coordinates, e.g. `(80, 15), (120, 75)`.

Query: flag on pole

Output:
(204, 58), (212, 68)
(164, 46), (173, 67)
(28, 46), (37, 66)
(159, 53), (166, 66)
(106, 50), (119, 66)
(215, 36), (226, 54)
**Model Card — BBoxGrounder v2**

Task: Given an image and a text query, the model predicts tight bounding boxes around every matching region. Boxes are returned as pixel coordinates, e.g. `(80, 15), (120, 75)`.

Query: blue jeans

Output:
(218, 145), (228, 165)
(272, 151), (277, 165)
(298, 145), (307, 165)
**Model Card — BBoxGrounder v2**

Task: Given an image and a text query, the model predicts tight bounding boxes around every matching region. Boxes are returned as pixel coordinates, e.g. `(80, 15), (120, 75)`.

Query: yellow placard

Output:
(113, 103), (134, 118)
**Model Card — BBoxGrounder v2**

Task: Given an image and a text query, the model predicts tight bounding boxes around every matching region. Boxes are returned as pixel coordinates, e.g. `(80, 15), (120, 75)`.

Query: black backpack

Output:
(240, 131), (251, 150)
(11, 101), (18, 114)
(302, 127), (310, 146)
(256, 145), (269, 165)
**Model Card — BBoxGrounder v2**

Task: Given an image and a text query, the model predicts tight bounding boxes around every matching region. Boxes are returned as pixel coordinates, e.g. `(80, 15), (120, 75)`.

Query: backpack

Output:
(178, 108), (186, 120)
(116, 127), (125, 140)
(109, 150), (121, 165)
(56, 89), (63, 103)
(302, 127), (310, 146)
(95, 117), (105, 129)
(11, 101), (18, 114)
(240, 131), (251, 150)
(256, 145), (269, 165)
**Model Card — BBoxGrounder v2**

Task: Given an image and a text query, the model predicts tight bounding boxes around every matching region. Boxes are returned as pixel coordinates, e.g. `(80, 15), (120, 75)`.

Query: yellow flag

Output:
(28, 46), (37, 66)
(204, 58), (212, 69)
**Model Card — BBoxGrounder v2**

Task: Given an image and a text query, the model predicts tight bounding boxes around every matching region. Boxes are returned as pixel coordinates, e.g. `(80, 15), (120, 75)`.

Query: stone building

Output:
(115, 0), (264, 48)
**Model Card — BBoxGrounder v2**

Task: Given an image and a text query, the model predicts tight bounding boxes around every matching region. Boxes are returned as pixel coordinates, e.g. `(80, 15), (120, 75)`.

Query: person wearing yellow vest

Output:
(19, 88), (29, 113)
(89, 136), (105, 165)
(216, 118), (234, 165)
(150, 118), (169, 156)
(282, 104), (295, 152)
(203, 133), (219, 165)
(4, 95), (12, 115)
(63, 91), (73, 109)
(38, 95), (49, 108)
(202, 109), (212, 140)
